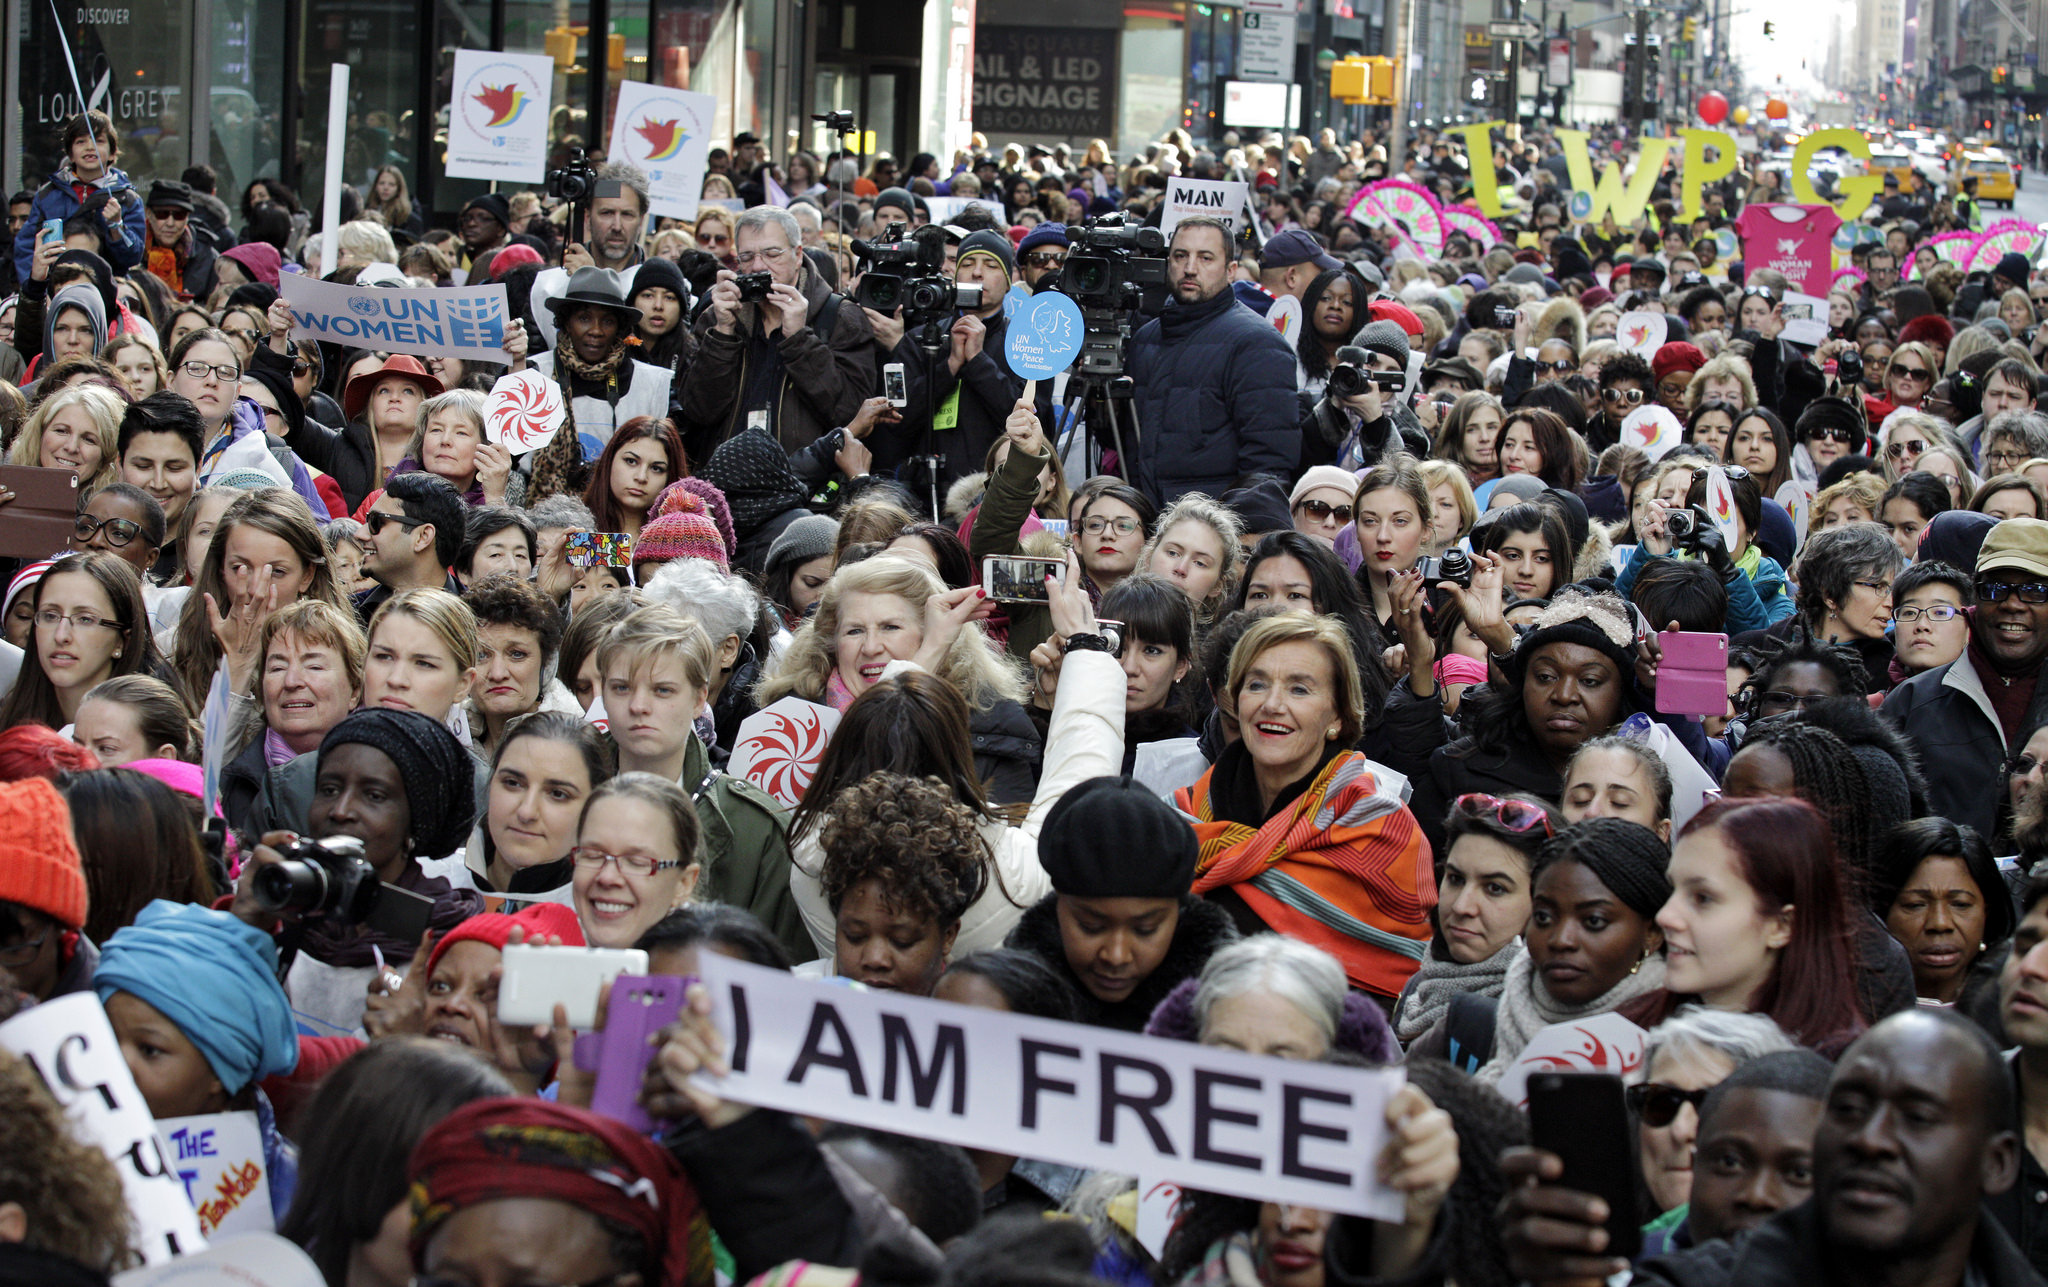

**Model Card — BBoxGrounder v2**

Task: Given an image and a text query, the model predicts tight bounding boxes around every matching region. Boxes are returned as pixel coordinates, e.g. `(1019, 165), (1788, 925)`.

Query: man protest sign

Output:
(1161, 177), (1250, 239)
(607, 81), (717, 221)
(281, 275), (513, 363)
(693, 955), (1406, 1219)
(0, 994), (207, 1263)
(446, 50), (554, 183)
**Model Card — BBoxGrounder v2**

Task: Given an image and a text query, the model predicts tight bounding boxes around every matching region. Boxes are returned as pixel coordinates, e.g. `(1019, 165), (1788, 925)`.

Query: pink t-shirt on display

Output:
(1735, 203), (1844, 296)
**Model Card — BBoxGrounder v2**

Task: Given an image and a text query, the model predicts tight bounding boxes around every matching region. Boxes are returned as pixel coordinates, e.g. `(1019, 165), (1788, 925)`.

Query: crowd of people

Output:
(2, 101), (2048, 1287)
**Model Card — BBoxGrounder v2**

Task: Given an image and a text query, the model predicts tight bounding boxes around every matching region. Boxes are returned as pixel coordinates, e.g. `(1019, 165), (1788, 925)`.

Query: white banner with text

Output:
(281, 274), (514, 362)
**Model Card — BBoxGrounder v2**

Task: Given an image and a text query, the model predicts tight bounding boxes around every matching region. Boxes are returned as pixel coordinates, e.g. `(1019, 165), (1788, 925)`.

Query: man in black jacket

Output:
(1484, 1008), (2033, 1287)
(1127, 215), (1298, 504)
(139, 180), (215, 303)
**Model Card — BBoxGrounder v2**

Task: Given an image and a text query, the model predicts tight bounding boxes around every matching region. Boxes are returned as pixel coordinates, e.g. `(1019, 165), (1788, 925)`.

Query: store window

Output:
(296, 0), (422, 218)
(18, 2), (193, 193)
(1119, 3), (1186, 158)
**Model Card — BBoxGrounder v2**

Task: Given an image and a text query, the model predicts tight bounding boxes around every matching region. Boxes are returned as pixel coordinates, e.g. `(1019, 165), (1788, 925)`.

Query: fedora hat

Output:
(342, 354), (444, 424)
(543, 266), (641, 326)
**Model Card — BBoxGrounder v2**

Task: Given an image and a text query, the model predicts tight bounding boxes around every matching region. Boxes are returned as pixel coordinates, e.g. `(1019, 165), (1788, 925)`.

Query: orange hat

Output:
(0, 778), (87, 929)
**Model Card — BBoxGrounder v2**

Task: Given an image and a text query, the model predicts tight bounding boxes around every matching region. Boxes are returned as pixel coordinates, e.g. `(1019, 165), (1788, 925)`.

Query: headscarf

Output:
(319, 709), (476, 860)
(222, 241), (282, 288)
(698, 428), (811, 537)
(94, 900), (298, 1094)
(409, 1098), (702, 1287)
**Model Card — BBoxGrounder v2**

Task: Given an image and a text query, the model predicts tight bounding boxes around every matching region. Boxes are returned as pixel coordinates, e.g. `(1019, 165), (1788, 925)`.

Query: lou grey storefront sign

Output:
(973, 26), (1118, 138)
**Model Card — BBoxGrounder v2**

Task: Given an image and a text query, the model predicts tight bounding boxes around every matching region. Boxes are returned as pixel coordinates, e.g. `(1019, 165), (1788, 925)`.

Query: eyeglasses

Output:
(1082, 516), (1142, 537)
(179, 359), (241, 382)
(1452, 793), (1555, 836)
(1853, 578), (1894, 597)
(734, 246), (790, 267)
(2007, 754), (2045, 777)
(1024, 252), (1067, 268)
(1755, 690), (1822, 715)
(1890, 364), (1932, 381)
(147, 207), (188, 221)
(1536, 359), (1575, 374)
(365, 510), (428, 536)
(569, 846), (684, 878)
(1988, 449), (2029, 469)
(1977, 579), (2048, 604)
(1893, 603), (1965, 624)
(74, 513), (144, 547)
(1601, 387), (1647, 405)
(1885, 439), (1928, 459)
(0, 925), (49, 968)
(289, 359), (314, 377)
(1294, 498), (1354, 524)
(1626, 1082), (1712, 1128)
(34, 607), (122, 633)
(1812, 426), (1859, 444)
(223, 326), (261, 344)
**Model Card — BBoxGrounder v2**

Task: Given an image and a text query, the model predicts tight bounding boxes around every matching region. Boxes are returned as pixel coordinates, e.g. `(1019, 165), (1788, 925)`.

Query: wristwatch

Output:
(1065, 632), (1113, 655)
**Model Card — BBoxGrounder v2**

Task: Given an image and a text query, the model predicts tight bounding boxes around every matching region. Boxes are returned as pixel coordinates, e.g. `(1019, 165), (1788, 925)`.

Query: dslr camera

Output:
(852, 223), (980, 338)
(546, 145), (597, 206)
(1835, 347), (1863, 386)
(253, 835), (379, 924)
(734, 271), (775, 303)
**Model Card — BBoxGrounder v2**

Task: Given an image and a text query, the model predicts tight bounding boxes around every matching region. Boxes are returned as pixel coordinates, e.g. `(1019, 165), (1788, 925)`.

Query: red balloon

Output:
(1697, 91), (1729, 125)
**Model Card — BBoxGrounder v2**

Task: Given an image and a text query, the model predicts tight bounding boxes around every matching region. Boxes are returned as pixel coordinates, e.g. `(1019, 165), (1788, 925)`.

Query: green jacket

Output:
(682, 732), (809, 964)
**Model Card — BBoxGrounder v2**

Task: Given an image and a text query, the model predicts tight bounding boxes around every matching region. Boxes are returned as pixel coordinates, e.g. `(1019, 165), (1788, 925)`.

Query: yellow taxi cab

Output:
(1963, 151), (2016, 206)
(1866, 146), (1916, 188)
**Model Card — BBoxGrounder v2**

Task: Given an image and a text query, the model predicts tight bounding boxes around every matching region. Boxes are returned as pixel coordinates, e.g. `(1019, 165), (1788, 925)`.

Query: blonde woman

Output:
(756, 554), (1039, 802)
(1141, 493), (1244, 624)
(1684, 351), (1757, 414)
(1416, 458), (1477, 557)
(102, 333), (170, 400)
(7, 382), (124, 497)
(1808, 472), (1890, 537)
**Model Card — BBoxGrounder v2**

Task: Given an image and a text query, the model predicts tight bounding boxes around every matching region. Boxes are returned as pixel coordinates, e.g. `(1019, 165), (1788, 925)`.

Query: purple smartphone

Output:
(1654, 630), (1730, 719)
(580, 974), (688, 1133)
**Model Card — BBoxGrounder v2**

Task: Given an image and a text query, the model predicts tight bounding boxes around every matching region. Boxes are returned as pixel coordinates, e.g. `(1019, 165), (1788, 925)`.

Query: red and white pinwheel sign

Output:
(484, 369), (566, 454)
(729, 697), (842, 809)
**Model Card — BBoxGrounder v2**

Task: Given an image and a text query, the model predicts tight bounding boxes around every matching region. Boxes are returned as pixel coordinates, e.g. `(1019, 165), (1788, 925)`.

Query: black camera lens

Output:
(253, 858), (328, 914)
(1328, 364), (1367, 398)
(1437, 549), (1472, 587)
(1065, 255), (1111, 294)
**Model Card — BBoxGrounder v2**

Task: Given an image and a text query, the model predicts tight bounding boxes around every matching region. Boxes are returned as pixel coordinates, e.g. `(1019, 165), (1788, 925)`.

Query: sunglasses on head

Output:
(1626, 1082), (1711, 1127)
(1294, 498), (1354, 523)
(1452, 793), (1554, 836)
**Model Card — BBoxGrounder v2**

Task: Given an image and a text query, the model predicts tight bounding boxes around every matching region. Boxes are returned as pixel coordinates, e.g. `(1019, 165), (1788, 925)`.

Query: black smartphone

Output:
(1526, 1071), (1642, 1261)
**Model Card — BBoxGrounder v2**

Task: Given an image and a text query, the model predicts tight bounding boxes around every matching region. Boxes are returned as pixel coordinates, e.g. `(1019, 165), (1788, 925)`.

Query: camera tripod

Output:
(1057, 372), (1141, 482)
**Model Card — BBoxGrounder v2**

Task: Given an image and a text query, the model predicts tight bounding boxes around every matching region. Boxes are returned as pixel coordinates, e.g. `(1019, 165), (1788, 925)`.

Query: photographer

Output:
(873, 230), (1027, 496)
(1127, 215), (1299, 504)
(563, 162), (651, 274)
(1300, 320), (1429, 473)
(678, 205), (879, 465)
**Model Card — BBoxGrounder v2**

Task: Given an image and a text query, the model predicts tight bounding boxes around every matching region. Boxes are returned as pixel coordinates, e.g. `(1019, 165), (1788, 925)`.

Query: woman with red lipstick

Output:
(1074, 483), (1157, 596)
(1475, 817), (1672, 1084)
(1396, 792), (1560, 1062)
(1351, 454), (1434, 630)
(575, 416), (684, 543)
(1178, 613), (1435, 998)
(1872, 818), (2013, 1007)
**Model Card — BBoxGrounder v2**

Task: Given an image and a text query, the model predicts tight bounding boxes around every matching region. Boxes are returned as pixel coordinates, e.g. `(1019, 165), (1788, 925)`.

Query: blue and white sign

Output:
(445, 49), (555, 183)
(1003, 282), (1032, 319)
(281, 274), (514, 362)
(1568, 189), (1595, 221)
(1005, 293), (1085, 379)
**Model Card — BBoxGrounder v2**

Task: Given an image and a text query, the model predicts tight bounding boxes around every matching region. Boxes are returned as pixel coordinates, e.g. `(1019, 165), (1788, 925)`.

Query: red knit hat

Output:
(632, 488), (728, 571)
(1368, 299), (1424, 339)
(0, 777), (87, 930)
(425, 901), (584, 977)
(1651, 341), (1707, 383)
(1898, 314), (1955, 351)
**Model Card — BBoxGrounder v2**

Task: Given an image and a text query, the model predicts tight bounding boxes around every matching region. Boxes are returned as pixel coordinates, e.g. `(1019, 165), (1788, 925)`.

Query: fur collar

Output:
(1005, 894), (1240, 1032)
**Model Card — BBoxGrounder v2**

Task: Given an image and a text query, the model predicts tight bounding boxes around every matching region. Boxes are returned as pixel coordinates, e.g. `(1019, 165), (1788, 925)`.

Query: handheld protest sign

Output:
(0, 994), (207, 1262)
(1267, 294), (1303, 350)
(1003, 281), (1032, 319)
(485, 368), (567, 454)
(1615, 311), (1668, 358)
(1705, 466), (1740, 547)
(159, 1112), (274, 1238)
(1620, 405), (1683, 462)
(730, 696), (843, 809)
(114, 1233), (324, 1287)
(1496, 1012), (1647, 1111)
(1005, 292), (1086, 381)
(281, 274), (513, 362)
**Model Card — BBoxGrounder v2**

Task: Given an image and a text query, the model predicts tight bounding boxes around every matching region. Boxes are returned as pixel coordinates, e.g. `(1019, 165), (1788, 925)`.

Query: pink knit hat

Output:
(632, 488), (728, 571)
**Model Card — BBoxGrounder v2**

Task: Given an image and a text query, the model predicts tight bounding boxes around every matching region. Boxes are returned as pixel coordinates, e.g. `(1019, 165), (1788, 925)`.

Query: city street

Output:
(2013, 169), (2048, 226)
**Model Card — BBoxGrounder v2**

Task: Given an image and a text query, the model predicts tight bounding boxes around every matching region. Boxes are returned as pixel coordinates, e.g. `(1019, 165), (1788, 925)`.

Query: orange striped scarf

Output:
(1178, 751), (1435, 998)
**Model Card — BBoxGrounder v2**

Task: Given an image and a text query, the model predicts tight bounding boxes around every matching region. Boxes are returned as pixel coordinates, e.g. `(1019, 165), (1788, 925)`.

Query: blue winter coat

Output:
(1127, 287), (1300, 504)
(12, 163), (146, 281)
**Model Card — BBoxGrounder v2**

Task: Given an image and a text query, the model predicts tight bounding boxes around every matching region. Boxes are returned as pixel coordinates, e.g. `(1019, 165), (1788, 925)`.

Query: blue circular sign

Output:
(1005, 292), (1086, 380)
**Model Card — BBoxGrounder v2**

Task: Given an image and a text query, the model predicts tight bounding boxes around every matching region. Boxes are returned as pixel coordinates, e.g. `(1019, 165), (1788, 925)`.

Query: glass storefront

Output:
(16, 0), (193, 192)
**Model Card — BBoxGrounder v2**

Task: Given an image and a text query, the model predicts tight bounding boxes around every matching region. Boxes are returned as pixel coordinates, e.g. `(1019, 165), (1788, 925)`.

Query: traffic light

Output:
(1682, 16), (1697, 42)
(1763, 20), (1775, 37)
(1330, 57), (1366, 100)
(1470, 75), (1489, 102)
(1366, 56), (1397, 103)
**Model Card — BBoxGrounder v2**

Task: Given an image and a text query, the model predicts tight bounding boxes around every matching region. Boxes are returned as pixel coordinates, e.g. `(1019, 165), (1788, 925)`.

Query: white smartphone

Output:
(496, 942), (648, 1029)
(883, 362), (908, 408)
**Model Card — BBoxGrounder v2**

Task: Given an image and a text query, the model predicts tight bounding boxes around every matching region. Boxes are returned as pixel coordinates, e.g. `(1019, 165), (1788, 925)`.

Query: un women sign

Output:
(280, 275), (515, 362)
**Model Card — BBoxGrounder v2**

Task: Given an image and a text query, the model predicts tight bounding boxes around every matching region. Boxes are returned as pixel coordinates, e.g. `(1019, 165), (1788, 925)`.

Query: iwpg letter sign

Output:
(281, 276), (514, 362)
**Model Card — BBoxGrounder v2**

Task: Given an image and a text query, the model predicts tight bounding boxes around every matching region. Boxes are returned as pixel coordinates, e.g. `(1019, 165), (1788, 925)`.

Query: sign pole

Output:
(321, 63), (350, 277)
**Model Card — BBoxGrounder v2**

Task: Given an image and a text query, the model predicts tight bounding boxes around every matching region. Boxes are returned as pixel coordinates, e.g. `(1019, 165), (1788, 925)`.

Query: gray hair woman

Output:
(1636, 1006), (1796, 1214)
(1792, 521), (1904, 695)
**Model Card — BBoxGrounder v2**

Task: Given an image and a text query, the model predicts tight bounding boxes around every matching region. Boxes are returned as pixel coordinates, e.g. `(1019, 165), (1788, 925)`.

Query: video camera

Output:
(1051, 213), (1170, 379)
(546, 145), (598, 206)
(852, 223), (983, 344)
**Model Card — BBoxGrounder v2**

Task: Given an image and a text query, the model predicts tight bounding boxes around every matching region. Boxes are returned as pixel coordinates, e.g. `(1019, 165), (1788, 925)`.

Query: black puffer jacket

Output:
(970, 697), (1044, 807)
(1005, 893), (1239, 1032)
(1127, 287), (1300, 504)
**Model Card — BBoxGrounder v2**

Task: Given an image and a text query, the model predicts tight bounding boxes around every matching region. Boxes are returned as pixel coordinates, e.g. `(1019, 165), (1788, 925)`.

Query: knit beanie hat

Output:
(1538, 818), (1672, 920)
(1018, 223), (1070, 254)
(630, 256), (691, 309)
(957, 229), (1017, 285)
(1489, 474), (1548, 507)
(1291, 465), (1362, 511)
(243, 366), (305, 436)
(488, 244), (545, 279)
(634, 502), (729, 570)
(765, 513), (839, 577)
(1038, 775), (1198, 899)
(669, 479), (735, 560)
(1504, 587), (1641, 688)
(1996, 252), (2033, 287)
(319, 709), (476, 860)
(461, 192), (513, 231)
(0, 777), (87, 929)
(1795, 397), (1867, 453)
(2, 559), (53, 627)
(1368, 300), (1424, 338)
(874, 187), (919, 221)
(425, 901), (585, 977)
(1898, 314), (1954, 350)
(213, 467), (283, 492)
(1222, 478), (1296, 536)
(1918, 511), (1998, 574)
(1352, 319), (1411, 370)
(1650, 342), (1706, 383)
